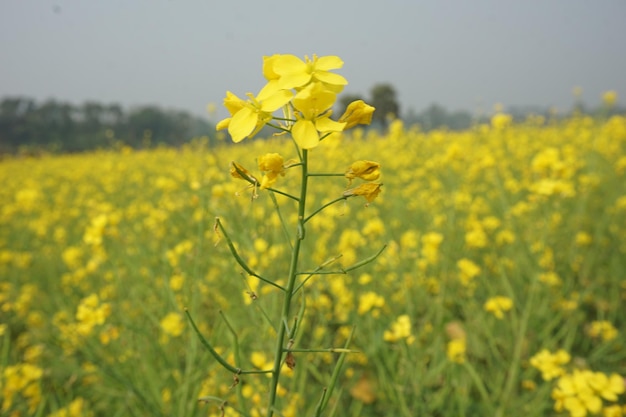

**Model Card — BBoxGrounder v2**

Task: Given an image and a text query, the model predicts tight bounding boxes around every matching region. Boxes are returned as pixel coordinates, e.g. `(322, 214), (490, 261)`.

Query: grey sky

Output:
(1, 0), (624, 121)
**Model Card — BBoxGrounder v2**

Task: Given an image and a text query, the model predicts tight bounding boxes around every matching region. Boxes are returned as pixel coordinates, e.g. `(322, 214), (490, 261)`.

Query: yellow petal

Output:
(228, 107), (258, 143)
(260, 89), (293, 112)
(223, 91), (245, 116)
(315, 55), (344, 71)
(216, 117), (231, 131)
(273, 54), (307, 75)
(279, 73), (312, 89)
(262, 54), (281, 80)
(257, 80), (280, 101)
(292, 120), (319, 149)
(315, 71), (348, 86)
(315, 117), (345, 133)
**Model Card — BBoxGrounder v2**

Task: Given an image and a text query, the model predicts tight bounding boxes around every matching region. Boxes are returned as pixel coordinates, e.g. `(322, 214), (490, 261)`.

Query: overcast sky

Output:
(1, 0), (624, 120)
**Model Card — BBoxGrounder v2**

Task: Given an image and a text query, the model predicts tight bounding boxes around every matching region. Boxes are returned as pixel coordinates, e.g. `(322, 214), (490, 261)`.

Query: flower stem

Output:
(266, 149), (309, 417)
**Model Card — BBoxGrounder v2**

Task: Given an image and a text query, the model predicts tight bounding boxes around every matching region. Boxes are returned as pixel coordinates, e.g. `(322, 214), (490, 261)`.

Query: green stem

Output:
(304, 196), (348, 223)
(266, 149), (309, 417)
(185, 309), (272, 375)
(494, 278), (538, 417)
(462, 361), (491, 407)
(215, 218), (285, 291)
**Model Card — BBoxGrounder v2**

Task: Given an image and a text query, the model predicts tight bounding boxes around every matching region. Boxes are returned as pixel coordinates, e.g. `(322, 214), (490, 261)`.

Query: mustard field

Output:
(1, 115), (626, 416)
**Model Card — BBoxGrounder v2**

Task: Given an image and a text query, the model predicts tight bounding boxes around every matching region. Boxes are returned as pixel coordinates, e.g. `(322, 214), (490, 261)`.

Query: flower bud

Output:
(345, 160), (381, 183)
(339, 100), (375, 129)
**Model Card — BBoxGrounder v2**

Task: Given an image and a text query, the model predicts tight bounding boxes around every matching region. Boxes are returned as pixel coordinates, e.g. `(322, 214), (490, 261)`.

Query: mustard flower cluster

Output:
(383, 314), (415, 344)
(221, 54), (380, 208)
(531, 348), (626, 416)
(217, 54), (374, 149)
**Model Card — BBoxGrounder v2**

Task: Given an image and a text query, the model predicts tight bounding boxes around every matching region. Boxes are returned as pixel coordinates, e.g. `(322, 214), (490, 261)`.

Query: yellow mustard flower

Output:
(603, 90), (618, 107)
(258, 153), (286, 189)
(357, 291), (385, 317)
(588, 320), (619, 342)
(552, 370), (604, 417)
(383, 314), (414, 344)
(343, 183), (383, 204)
(339, 100), (375, 129)
(160, 312), (184, 338)
(483, 296), (514, 319)
(530, 349), (571, 381)
(269, 54), (348, 91)
(446, 338), (467, 364)
(291, 82), (346, 149)
(491, 113), (513, 129)
(217, 87), (293, 143)
(602, 405), (625, 417)
(230, 161), (258, 184)
(457, 258), (481, 287)
(588, 372), (625, 402)
(345, 160), (381, 183)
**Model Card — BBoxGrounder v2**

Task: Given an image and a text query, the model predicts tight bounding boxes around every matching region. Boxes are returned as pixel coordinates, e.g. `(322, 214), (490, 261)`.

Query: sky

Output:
(1, 0), (625, 121)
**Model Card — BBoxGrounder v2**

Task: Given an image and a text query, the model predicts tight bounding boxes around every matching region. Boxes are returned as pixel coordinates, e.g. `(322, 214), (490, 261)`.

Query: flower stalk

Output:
(190, 54), (384, 416)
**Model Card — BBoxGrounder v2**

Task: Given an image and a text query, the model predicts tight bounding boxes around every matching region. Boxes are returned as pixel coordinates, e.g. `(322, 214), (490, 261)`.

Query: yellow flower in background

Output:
(75, 294), (111, 336)
(48, 397), (92, 417)
(357, 291), (385, 317)
(457, 258), (481, 287)
(292, 82), (346, 149)
(160, 312), (184, 338)
(491, 113), (513, 129)
(270, 54), (348, 91)
(530, 349), (571, 381)
(552, 370), (602, 417)
(345, 160), (381, 183)
(587, 320), (618, 342)
(588, 372), (625, 401)
(420, 232), (444, 265)
(575, 232), (592, 246)
(1, 363), (43, 413)
(551, 370), (624, 417)
(339, 100), (375, 129)
(602, 90), (618, 107)
(383, 314), (414, 344)
(250, 351), (273, 370)
(483, 296), (513, 319)
(447, 338), (467, 364)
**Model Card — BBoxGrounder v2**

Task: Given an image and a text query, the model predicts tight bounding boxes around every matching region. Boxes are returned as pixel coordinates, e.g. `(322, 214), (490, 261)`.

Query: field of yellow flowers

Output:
(1, 114), (626, 417)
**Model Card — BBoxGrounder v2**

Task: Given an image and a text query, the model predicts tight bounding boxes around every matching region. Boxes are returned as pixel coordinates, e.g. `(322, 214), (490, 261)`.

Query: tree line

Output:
(1, 87), (622, 154)
(338, 83), (624, 132)
(0, 97), (216, 153)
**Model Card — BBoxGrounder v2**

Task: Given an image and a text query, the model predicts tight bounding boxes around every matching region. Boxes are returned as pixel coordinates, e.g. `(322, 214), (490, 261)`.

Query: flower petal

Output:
(273, 54), (307, 75)
(260, 89), (294, 112)
(314, 55), (344, 71)
(228, 107), (258, 143)
(216, 117), (231, 131)
(223, 91), (245, 115)
(279, 73), (312, 90)
(315, 117), (346, 133)
(314, 71), (348, 86)
(292, 120), (320, 149)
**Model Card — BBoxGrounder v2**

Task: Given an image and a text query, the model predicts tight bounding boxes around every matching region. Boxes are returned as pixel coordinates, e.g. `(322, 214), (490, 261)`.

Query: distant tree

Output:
(447, 110), (472, 130)
(370, 84), (400, 128)
(422, 103), (448, 130)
